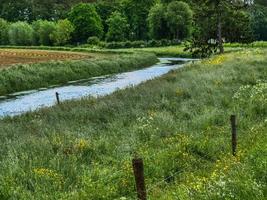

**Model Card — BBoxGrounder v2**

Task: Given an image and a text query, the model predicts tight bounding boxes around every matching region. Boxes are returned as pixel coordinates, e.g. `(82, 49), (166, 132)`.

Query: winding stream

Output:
(0, 58), (195, 117)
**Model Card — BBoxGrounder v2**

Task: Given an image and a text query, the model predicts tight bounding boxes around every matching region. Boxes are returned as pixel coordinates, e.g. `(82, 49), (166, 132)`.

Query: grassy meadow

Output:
(0, 51), (158, 96)
(0, 48), (266, 199)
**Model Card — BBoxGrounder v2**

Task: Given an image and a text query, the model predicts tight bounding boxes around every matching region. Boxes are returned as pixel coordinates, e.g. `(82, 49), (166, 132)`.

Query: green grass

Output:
(0, 49), (266, 199)
(0, 52), (158, 96)
(120, 45), (192, 58)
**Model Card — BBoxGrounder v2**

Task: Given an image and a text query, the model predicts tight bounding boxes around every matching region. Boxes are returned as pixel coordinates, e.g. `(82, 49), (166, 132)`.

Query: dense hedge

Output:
(0, 53), (158, 96)
(80, 39), (182, 49)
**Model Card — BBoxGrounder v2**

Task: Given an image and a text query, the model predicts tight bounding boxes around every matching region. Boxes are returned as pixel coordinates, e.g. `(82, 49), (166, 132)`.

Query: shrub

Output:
(104, 39), (179, 49)
(147, 39), (160, 47)
(50, 19), (74, 46)
(131, 41), (146, 48)
(87, 36), (100, 45)
(0, 18), (9, 45)
(32, 20), (56, 46)
(8, 21), (34, 45)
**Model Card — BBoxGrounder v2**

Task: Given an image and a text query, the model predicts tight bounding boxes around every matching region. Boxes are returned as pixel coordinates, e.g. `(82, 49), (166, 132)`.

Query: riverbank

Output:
(0, 48), (266, 199)
(0, 51), (158, 96)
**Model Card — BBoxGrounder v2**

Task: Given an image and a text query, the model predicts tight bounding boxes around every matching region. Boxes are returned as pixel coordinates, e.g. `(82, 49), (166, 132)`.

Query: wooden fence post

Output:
(230, 115), (237, 156)
(132, 157), (147, 200)
(55, 92), (60, 104)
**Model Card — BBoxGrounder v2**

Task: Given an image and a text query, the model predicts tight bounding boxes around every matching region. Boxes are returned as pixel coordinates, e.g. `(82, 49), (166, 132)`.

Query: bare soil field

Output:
(0, 49), (94, 68)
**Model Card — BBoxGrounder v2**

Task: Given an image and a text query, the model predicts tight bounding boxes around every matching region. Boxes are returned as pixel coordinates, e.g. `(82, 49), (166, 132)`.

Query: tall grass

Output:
(0, 49), (266, 199)
(0, 52), (158, 96)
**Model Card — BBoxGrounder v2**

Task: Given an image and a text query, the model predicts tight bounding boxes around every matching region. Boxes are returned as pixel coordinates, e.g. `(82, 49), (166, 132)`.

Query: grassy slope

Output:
(0, 52), (158, 96)
(0, 49), (266, 199)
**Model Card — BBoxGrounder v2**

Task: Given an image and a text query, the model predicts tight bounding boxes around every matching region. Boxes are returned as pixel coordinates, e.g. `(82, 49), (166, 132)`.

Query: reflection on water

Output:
(0, 58), (195, 117)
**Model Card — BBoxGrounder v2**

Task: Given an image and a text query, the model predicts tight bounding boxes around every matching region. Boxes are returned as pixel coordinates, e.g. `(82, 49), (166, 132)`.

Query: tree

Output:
(165, 1), (193, 40)
(223, 10), (253, 43)
(50, 19), (75, 45)
(95, 0), (119, 33)
(106, 11), (129, 42)
(0, 0), (32, 22)
(8, 21), (34, 45)
(0, 18), (9, 45)
(147, 3), (169, 40)
(121, 0), (156, 40)
(186, 0), (253, 57)
(32, 20), (56, 45)
(68, 3), (103, 43)
(250, 4), (267, 41)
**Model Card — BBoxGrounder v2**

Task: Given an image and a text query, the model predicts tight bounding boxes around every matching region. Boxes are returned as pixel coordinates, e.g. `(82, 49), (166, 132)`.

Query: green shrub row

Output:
(0, 19), (74, 46)
(224, 41), (267, 48)
(0, 53), (158, 96)
(83, 39), (182, 49)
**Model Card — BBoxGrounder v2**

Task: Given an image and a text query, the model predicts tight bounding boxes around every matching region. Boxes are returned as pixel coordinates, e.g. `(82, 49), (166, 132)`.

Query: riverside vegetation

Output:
(0, 48), (266, 199)
(0, 51), (158, 96)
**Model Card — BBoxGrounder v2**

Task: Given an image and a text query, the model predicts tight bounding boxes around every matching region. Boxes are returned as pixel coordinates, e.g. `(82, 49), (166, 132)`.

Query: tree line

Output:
(0, 0), (266, 53)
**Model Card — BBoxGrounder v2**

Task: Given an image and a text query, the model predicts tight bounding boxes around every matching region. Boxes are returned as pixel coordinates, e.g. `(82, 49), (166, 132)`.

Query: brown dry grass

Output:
(0, 49), (95, 68)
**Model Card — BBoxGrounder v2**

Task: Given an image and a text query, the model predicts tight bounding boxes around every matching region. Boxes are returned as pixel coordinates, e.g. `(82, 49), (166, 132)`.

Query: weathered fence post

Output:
(55, 92), (60, 104)
(230, 115), (237, 156)
(132, 157), (147, 200)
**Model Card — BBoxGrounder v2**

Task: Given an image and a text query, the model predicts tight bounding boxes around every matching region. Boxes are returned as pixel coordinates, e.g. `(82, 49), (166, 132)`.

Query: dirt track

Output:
(0, 49), (93, 67)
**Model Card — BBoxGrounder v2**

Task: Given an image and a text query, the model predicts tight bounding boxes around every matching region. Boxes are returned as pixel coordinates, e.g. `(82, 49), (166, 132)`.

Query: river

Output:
(0, 58), (195, 117)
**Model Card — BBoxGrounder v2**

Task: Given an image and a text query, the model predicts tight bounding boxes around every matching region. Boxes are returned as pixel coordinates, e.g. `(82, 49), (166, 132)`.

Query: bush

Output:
(87, 36), (100, 45)
(32, 20), (56, 46)
(0, 18), (9, 45)
(147, 39), (160, 47)
(50, 19), (74, 46)
(131, 41), (146, 48)
(8, 21), (34, 45)
(104, 39), (180, 49)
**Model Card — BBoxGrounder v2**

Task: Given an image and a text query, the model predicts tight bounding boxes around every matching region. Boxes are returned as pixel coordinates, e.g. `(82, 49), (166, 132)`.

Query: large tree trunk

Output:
(217, 15), (224, 54)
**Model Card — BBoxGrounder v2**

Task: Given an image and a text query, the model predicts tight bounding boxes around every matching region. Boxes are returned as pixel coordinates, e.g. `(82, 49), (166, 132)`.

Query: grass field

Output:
(0, 48), (266, 199)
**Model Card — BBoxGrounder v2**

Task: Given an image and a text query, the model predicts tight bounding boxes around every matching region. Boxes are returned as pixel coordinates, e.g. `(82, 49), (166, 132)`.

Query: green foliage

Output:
(186, 0), (255, 57)
(68, 3), (104, 43)
(32, 20), (56, 46)
(8, 21), (34, 45)
(50, 19), (74, 46)
(0, 0), (81, 22)
(0, 18), (9, 45)
(224, 10), (253, 43)
(250, 4), (267, 41)
(106, 11), (129, 42)
(148, 3), (169, 40)
(87, 36), (101, 45)
(165, 1), (193, 40)
(104, 39), (181, 49)
(121, 0), (156, 40)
